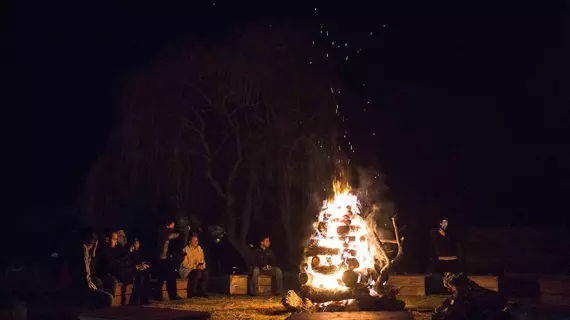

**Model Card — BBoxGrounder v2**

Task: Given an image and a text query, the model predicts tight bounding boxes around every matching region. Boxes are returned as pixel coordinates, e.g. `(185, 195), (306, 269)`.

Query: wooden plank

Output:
(387, 275), (426, 296)
(112, 283), (134, 306)
(467, 276), (499, 292)
(79, 307), (209, 320)
(160, 279), (191, 299)
(258, 275), (272, 286)
(288, 311), (413, 320)
(541, 294), (570, 307)
(230, 275), (248, 295)
(539, 280), (570, 296)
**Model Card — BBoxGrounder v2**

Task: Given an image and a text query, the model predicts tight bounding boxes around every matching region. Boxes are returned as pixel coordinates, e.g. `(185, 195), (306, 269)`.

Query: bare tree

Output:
(81, 24), (347, 265)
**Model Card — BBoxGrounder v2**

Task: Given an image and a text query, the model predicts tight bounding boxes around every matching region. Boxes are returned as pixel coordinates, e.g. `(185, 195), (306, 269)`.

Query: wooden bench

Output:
(387, 275), (426, 296)
(160, 279), (189, 299)
(112, 283), (133, 307)
(467, 275), (499, 292)
(387, 274), (499, 296)
(539, 277), (570, 307)
(229, 274), (272, 295)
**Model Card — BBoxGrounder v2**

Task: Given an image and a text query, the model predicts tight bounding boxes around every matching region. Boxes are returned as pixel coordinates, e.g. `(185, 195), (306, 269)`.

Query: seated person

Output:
(249, 236), (283, 296)
(69, 227), (113, 309)
(97, 231), (150, 305)
(180, 235), (208, 297)
(128, 237), (151, 304)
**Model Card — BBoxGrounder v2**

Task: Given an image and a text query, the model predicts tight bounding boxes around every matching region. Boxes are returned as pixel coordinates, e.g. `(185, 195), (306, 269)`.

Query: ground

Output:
(150, 295), (447, 320)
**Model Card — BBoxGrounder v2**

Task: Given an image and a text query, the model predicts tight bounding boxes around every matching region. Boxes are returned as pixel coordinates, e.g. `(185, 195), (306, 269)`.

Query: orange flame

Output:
(303, 179), (376, 290)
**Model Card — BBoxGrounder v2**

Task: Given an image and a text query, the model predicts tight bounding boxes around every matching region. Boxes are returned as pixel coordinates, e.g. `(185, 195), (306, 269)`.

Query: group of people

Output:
(73, 217), (284, 310)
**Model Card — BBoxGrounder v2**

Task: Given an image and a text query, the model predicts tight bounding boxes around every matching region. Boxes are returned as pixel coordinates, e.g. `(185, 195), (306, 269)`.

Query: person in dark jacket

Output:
(96, 232), (150, 305)
(429, 219), (460, 273)
(154, 218), (182, 301)
(69, 227), (113, 309)
(249, 236), (283, 296)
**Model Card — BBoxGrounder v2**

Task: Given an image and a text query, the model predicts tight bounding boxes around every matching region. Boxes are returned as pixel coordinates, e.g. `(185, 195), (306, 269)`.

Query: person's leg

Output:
(191, 270), (203, 296)
(91, 277), (103, 291)
(140, 269), (151, 304)
(154, 260), (167, 301)
(165, 261), (180, 299)
(249, 267), (260, 296)
(99, 275), (117, 297)
(199, 269), (209, 296)
(87, 288), (113, 309)
(273, 267), (284, 295)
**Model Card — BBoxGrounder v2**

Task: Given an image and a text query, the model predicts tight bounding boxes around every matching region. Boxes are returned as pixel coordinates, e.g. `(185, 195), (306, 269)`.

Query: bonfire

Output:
(283, 179), (406, 312)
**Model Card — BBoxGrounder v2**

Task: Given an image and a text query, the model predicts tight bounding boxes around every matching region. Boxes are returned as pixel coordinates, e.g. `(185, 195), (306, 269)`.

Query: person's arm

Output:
(253, 249), (262, 268)
(168, 232), (180, 240)
(268, 249), (277, 267)
(83, 247), (97, 289)
(180, 251), (191, 269)
(199, 247), (206, 269)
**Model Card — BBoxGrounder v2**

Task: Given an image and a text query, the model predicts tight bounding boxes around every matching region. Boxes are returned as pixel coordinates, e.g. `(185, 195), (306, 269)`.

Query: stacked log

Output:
(298, 285), (354, 303)
(304, 247), (340, 256)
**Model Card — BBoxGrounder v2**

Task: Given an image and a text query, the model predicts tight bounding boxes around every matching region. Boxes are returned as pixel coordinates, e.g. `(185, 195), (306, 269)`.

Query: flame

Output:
(303, 179), (376, 290)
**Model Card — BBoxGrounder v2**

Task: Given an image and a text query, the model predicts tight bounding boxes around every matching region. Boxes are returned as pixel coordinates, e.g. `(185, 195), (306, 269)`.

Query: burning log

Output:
(309, 256), (339, 275)
(304, 246), (340, 256)
(317, 222), (328, 234)
(343, 236), (357, 243)
(341, 269), (377, 288)
(336, 225), (360, 236)
(298, 285), (354, 303)
(298, 272), (313, 285)
(312, 265), (338, 275)
(346, 258), (360, 270)
(343, 248), (357, 257)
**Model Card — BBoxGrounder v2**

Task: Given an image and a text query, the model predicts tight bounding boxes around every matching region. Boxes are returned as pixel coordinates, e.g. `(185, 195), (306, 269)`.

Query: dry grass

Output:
(150, 295), (448, 320)
(151, 295), (291, 320)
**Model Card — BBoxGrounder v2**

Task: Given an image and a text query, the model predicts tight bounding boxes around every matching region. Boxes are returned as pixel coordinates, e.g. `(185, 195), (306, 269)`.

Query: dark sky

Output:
(5, 0), (570, 234)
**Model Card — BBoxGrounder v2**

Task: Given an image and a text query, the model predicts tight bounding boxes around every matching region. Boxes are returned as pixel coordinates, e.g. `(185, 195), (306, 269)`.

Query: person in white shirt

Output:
(179, 235), (208, 297)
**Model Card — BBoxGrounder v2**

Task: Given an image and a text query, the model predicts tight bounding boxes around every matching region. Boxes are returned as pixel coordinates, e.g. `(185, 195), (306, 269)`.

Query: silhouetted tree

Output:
(82, 24), (350, 265)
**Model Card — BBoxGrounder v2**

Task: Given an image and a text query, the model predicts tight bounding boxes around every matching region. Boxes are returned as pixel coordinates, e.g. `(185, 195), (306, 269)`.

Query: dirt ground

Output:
(150, 294), (446, 320)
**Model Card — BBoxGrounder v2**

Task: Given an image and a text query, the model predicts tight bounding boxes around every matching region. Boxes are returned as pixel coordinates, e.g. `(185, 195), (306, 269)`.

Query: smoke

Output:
(354, 166), (397, 272)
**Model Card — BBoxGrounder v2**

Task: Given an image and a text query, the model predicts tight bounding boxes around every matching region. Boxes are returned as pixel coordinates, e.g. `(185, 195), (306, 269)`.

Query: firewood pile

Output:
(282, 181), (406, 313)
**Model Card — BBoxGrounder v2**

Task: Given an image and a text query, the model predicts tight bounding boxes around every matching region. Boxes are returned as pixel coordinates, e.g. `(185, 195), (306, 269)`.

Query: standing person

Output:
(70, 227), (113, 309)
(180, 235), (209, 297)
(249, 236), (284, 296)
(429, 219), (459, 273)
(155, 218), (182, 300)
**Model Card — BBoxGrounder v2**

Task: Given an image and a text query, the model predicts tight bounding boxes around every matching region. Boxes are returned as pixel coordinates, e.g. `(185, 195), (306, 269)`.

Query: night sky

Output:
(5, 0), (570, 250)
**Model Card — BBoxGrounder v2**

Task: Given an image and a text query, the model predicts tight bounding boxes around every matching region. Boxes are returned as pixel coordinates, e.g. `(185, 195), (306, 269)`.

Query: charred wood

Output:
(298, 285), (354, 303)
(336, 225), (360, 236)
(305, 246), (340, 256)
(282, 290), (314, 312)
